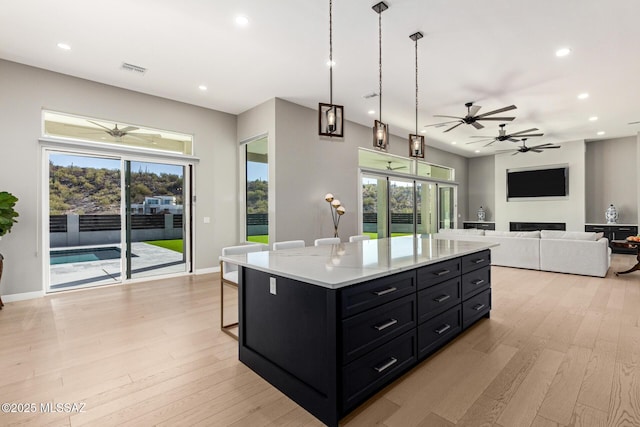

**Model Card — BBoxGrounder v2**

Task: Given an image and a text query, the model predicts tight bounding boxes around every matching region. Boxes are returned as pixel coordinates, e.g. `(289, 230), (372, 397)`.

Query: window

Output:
(245, 137), (268, 244)
(43, 110), (193, 155)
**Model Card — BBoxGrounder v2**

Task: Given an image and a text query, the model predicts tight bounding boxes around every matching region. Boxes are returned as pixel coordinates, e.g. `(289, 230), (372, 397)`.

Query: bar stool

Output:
(314, 237), (341, 246)
(349, 235), (370, 242)
(273, 240), (305, 250)
(219, 243), (266, 340)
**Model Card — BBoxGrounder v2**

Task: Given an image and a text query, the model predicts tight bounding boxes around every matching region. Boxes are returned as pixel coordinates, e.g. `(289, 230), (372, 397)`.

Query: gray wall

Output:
(0, 59), (238, 296)
(585, 136), (638, 224)
(468, 156), (495, 221)
(238, 98), (469, 245)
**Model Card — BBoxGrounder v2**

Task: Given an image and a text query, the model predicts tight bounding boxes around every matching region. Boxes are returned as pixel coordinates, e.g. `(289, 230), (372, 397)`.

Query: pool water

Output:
(50, 247), (124, 265)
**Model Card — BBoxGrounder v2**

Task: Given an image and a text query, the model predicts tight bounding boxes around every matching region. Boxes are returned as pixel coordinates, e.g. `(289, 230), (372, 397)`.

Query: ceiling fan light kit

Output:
(408, 31), (425, 159)
(372, 1), (389, 151)
(318, 0), (344, 138)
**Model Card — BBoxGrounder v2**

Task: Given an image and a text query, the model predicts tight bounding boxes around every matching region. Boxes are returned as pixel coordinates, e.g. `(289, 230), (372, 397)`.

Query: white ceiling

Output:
(2, 0), (640, 157)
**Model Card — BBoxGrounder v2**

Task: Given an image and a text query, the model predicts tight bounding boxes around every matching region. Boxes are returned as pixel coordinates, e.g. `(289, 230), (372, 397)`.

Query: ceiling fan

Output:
(466, 124), (543, 147)
(385, 161), (407, 170)
(424, 102), (517, 133)
(86, 120), (160, 142)
(496, 138), (561, 155)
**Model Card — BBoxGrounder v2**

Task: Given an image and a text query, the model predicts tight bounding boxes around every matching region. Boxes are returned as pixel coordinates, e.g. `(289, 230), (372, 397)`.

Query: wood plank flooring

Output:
(1, 254), (640, 426)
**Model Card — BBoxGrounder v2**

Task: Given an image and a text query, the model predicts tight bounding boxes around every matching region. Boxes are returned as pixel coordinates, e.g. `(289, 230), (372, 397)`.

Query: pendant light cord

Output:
(329, 0), (333, 105)
(415, 36), (418, 136)
(378, 10), (382, 123)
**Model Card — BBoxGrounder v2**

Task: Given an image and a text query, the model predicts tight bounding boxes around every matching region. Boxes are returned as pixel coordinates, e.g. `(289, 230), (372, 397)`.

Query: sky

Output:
(50, 154), (183, 176)
(247, 161), (268, 181)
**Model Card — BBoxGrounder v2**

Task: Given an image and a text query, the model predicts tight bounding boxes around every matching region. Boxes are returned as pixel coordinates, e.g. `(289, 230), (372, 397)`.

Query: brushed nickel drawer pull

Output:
(433, 294), (451, 303)
(435, 269), (450, 276)
(372, 287), (397, 296)
(471, 279), (485, 286)
(592, 227), (604, 230)
(473, 258), (485, 264)
(619, 228), (631, 231)
(374, 318), (398, 331)
(473, 303), (486, 311)
(435, 324), (451, 334)
(373, 357), (398, 373)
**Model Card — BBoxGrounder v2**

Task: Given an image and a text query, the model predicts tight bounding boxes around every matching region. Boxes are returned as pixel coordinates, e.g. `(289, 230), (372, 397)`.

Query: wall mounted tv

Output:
(507, 166), (568, 199)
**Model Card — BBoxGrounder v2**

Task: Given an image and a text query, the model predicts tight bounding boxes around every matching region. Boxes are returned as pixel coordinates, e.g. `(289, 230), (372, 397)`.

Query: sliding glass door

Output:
(47, 151), (191, 291)
(126, 161), (187, 279)
(48, 153), (124, 289)
(360, 172), (455, 238)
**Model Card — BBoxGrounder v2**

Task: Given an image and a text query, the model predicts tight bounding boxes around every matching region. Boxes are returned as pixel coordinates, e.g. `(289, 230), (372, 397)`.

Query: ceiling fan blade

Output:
(468, 105), (482, 117)
(469, 135), (496, 138)
(508, 128), (539, 136)
(532, 149), (544, 153)
(529, 143), (553, 148)
(433, 115), (463, 120)
(541, 146), (561, 149)
(466, 138), (494, 144)
(514, 133), (544, 138)
(87, 120), (113, 131)
(483, 140), (498, 147)
(443, 122), (464, 133)
(475, 116), (516, 121)
(511, 151), (520, 156)
(507, 138), (520, 142)
(423, 120), (459, 128)
(471, 122), (484, 130)
(119, 126), (140, 133)
(475, 105), (517, 118)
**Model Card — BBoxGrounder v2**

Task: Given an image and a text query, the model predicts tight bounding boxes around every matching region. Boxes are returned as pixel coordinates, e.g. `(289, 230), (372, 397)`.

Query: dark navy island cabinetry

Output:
(222, 237), (494, 427)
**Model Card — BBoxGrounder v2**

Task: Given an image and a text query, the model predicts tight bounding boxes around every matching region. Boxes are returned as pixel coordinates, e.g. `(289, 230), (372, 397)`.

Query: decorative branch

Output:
(324, 193), (346, 238)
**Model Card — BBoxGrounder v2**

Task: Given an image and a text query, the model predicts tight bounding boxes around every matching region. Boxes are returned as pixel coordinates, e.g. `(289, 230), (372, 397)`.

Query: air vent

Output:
(121, 62), (147, 75)
(363, 92), (379, 99)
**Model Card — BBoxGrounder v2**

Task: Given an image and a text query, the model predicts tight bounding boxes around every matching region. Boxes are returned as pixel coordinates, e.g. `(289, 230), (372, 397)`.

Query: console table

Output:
(463, 221), (495, 230)
(585, 224), (638, 254)
(221, 236), (496, 427)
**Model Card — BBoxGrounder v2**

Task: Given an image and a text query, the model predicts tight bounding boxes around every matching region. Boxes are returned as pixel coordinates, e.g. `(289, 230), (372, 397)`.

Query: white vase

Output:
(605, 204), (618, 224)
(477, 206), (486, 222)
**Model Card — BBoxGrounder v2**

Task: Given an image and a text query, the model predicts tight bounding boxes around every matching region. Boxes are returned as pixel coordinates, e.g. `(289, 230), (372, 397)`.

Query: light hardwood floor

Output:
(1, 254), (640, 427)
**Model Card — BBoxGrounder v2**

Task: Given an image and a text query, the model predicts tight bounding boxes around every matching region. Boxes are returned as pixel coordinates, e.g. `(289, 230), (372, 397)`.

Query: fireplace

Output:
(510, 222), (566, 231)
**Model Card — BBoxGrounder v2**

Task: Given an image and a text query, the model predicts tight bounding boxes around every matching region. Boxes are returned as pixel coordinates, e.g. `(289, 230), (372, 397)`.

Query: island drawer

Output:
(417, 277), (461, 324)
(462, 289), (491, 329)
(461, 250), (491, 274)
(417, 305), (461, 359)
(461, 266), (490, 299)
(417, 258), (460, 290)
(340, 270), (415, 318)
(342, 330), (416, 412)
(341, 294), (416, 364)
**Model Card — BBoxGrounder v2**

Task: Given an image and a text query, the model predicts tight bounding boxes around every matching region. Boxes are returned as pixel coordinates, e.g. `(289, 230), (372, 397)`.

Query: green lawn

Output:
(145, 239), (184, 253)
(247, 235), (269, 244)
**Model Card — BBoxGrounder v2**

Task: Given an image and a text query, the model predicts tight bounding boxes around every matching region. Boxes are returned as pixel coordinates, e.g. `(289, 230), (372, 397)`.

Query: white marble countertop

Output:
(220, 236), (498, 289)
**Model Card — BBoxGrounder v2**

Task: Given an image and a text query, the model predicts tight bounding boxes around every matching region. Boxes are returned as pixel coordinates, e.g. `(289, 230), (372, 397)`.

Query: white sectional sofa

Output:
(434, 228), (611, 277)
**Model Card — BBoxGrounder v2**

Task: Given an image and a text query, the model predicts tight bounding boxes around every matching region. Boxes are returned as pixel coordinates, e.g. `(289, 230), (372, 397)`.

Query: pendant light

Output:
(372, 2), (389, 150)
(318, 0), (344, 137)
(409, 31), (425, 158)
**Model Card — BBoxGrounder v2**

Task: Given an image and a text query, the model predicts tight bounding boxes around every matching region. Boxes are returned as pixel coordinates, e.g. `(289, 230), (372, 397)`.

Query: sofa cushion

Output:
(485, 230), (540, 238)
(540, 230), (601, 241)
(438, 228), (485, 236)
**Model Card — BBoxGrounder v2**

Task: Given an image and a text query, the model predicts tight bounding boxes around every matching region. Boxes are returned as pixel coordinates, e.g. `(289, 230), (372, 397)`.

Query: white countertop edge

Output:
(220, 239), (498, 290)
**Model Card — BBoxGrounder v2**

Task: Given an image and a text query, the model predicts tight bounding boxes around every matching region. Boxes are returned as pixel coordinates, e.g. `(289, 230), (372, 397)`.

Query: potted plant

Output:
(0, 191), (18, 309)
(0, 191), (19, 237)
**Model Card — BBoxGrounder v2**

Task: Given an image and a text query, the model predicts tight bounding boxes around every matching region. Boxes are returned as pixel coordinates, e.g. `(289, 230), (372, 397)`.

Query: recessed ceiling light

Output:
(451, 141), (457, 145)
(198, 85), (207, 91)
(368, 110), (375, 115)
(474, 150), (480, 153)
(597, 131), (605, 135)
(420, 129), (426, 134)
(589, 116), (598, 121)
(235, 15), (249, 26)
(57, 42), (71, 50)
(326, 60), (336, 67)
(577, 93), (589, 100)
(555, 47), (571, 57)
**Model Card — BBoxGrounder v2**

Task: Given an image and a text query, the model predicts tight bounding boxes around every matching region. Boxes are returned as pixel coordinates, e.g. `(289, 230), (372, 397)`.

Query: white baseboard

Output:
(3, 290), (45, 303)
(196, 266), (220, 275)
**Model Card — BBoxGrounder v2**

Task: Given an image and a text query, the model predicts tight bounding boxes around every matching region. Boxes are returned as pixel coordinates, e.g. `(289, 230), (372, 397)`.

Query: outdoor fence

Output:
(49, 214), (183, 248)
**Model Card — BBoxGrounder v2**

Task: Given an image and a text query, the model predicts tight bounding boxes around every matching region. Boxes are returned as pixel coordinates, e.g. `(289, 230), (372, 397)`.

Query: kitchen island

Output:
(220, 235), (497, 426)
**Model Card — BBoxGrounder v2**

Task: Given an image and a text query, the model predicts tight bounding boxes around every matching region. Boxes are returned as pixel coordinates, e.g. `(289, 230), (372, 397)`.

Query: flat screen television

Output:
(507, 166), (568, 199)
